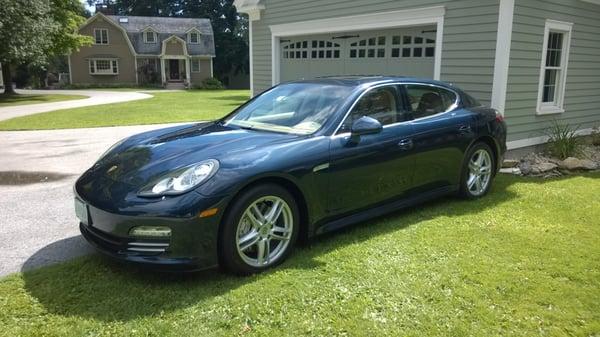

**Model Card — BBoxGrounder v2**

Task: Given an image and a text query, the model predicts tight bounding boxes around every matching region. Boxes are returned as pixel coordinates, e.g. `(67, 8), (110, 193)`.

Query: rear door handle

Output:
(398, 138), (413, 150)
(458, 125), (472, 133)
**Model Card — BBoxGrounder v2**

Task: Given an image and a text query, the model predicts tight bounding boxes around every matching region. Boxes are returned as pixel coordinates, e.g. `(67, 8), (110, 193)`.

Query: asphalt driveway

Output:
(0, 123), (185, 276)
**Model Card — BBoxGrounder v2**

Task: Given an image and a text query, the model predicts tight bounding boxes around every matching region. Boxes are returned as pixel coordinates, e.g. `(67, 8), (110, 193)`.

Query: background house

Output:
(69, 13), (216, 89)
(235, 0), (600, 152)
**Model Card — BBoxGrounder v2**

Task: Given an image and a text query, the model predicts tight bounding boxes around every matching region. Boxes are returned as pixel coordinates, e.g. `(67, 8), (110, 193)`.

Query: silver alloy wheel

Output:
(235, 196), (293, 267)
(467, 149), (492, 196)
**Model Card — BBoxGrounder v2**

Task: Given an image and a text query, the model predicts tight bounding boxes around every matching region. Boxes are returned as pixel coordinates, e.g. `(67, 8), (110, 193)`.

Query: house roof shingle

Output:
(105, 15), (215, 56)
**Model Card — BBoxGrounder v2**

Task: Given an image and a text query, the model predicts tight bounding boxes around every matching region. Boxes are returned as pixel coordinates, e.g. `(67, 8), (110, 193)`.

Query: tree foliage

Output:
(48, 0), (94, 56)
(0, 0), (57, 67)
(0, 0), (91, 93)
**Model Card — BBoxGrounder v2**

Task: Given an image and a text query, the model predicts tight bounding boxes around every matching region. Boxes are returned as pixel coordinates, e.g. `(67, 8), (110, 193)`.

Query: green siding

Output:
(251, 0), (500, 105)
(505, 0), (600, 142)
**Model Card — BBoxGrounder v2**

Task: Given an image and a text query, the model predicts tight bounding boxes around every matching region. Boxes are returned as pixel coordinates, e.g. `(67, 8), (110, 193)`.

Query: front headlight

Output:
(138, 159), (219, 197)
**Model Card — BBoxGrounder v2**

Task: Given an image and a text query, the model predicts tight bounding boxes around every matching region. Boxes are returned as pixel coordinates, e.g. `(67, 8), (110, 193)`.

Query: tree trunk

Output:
(2, 63), (16, 95)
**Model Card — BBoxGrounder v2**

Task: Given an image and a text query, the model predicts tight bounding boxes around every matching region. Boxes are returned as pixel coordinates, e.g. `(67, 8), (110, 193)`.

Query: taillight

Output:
(495, 110), (504, 123)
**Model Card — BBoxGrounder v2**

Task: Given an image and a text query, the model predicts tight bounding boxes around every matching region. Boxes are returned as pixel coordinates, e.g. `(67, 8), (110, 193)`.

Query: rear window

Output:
(404, 84), (457, 119)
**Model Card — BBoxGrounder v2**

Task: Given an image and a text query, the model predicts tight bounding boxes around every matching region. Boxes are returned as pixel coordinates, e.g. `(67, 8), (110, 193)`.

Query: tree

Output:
(0, 0), (91, 94)
(181, 0), (248, 83)
(88, 0), (180, 16)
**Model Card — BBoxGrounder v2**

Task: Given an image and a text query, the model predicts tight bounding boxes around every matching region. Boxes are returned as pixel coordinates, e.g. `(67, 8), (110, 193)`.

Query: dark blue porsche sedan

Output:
(75, 76), (507, 275)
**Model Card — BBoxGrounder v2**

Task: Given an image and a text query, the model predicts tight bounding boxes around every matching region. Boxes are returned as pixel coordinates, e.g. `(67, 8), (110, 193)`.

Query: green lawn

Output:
(0, 90), (250, 130)
(1, 173), (599, 336)
(0, 94), (87, 108)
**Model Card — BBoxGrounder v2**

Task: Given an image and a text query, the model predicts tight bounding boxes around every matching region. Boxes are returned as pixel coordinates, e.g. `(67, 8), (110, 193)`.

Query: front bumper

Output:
(76, 189), (228, 271)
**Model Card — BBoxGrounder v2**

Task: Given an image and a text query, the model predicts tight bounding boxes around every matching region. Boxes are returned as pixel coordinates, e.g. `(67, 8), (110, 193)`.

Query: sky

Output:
(81, 0), (95, 14)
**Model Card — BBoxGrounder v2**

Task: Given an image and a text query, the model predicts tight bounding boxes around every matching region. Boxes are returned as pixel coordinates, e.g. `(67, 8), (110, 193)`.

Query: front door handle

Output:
(398, 138), (413, 150)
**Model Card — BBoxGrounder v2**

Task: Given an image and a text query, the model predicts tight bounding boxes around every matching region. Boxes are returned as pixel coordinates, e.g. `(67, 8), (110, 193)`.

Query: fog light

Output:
(129, 226), (171, 238)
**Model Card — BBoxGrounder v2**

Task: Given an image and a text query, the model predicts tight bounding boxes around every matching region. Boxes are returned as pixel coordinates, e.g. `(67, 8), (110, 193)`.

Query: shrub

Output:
(545, 120), (581, 160)
(59, 83), (161, 90)
(200, 77), (224, 90)
(137, 63), (160, 85)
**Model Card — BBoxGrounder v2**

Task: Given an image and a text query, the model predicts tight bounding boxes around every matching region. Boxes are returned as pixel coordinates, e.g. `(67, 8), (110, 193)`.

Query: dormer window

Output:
(188, 30), (200, 44)
(94, 28), (109, 44)
(143, 29), (157, 43)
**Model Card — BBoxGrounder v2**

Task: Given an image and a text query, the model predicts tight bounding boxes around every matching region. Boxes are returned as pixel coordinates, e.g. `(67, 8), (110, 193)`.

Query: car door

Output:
(401, 84), (477, 192)
(326, 85), (416, 216)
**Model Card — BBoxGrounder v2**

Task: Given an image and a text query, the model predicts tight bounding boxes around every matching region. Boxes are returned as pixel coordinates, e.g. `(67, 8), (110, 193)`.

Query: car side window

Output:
(339, 86), (407, 133)
(404, 84), (457, 119)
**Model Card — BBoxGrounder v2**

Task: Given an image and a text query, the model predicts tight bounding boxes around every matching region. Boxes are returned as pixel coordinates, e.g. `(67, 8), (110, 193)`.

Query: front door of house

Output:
(169, 60), (179, 80)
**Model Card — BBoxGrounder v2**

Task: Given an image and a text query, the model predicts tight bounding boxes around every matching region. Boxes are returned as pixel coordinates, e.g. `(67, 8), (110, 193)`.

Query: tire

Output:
(459, 142), (496, 199)
(219, 183), (300, 275)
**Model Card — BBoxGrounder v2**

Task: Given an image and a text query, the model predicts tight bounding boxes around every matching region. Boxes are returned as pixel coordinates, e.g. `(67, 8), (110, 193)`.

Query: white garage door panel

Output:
(280, 26), (436, 82)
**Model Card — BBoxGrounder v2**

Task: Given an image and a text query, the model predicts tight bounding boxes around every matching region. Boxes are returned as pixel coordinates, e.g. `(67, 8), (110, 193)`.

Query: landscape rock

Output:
(500, 167), (521, 175)
(502, 159), (519, 168)
(510, 144), (599, 178)
(559, 157), (597, 170)
(531, 162), (557, 174)
(519, 162), (532, 175)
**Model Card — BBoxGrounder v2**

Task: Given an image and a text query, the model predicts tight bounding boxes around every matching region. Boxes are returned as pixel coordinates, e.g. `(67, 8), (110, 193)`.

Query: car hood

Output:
(91, 122), (303, 188)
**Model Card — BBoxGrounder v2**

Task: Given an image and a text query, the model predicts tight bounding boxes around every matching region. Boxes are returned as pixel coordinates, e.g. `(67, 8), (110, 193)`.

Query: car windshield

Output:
(224, 83), (353, 135)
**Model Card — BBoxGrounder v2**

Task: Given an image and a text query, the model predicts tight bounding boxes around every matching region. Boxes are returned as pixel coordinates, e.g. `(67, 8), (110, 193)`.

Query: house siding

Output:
(190, 58), (213, 86)
(165, 39), (186, 55)
(71, 17), (137, 85)
(505, 0), (600, 142)
(250, 0), (500, 105)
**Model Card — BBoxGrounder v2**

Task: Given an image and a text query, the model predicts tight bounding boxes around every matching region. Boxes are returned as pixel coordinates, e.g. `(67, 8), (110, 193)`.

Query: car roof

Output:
(285, 75), (455, 89)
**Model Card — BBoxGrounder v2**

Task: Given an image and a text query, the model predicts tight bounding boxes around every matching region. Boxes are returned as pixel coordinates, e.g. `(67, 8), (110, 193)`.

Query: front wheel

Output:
(459, 142), (495, 199)
(219, 184), (299, 275)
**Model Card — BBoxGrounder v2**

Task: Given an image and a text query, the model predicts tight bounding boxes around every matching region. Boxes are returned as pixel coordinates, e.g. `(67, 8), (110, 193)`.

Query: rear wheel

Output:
(219, 184), (299, 275)
(459, 142), (495, 198)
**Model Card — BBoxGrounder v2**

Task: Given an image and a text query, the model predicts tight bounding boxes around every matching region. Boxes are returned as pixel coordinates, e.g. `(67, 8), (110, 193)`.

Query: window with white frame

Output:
(144, 30), (156, 43)
(188, 31), (200, 44)
(94, 28), (109, 44)
(537, 20), (572, 114)
(191, 59), (201, 72)
(89, 59), (118, 75)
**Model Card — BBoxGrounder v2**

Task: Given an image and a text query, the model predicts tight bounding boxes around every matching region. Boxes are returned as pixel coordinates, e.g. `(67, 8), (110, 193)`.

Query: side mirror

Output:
(351, 116), (383, 136)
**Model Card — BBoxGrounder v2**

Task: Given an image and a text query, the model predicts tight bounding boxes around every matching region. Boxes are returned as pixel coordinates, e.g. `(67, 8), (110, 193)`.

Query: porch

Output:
(160, 57), (190, 88)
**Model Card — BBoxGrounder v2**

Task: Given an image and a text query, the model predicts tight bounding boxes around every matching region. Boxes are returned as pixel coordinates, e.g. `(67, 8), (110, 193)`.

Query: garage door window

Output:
(283, 41), (309, 59)
(311, 40), (341, 59)
(390, 35), (435, 58)
(404, 85), (457, 119)
(283, 40), (341, 59)
(350, 36), (386, 58)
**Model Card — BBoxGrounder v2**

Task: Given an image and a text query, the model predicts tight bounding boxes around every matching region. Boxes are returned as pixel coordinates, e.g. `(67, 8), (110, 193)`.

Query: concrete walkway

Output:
(0, 123), (187, 276)
(0, 89), (152, 122)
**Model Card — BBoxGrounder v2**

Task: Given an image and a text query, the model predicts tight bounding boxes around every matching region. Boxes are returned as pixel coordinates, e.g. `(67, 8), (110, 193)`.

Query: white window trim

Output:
(89, 59), (119, 75)
(93, 28), (109, 45)
(191, 59), (201, 72)
(143, 29), (157, 43)
(536, 19), (573, 115)
(188, 30), (201, 44)
(269, 6), (445, 86)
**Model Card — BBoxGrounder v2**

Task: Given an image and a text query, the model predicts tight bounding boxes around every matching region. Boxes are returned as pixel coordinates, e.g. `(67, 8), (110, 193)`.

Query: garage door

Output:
(280, 25), (436, 82)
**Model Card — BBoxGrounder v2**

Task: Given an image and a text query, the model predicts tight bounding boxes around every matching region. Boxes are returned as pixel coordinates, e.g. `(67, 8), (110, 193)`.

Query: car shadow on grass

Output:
(20, 174), (548, 322)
